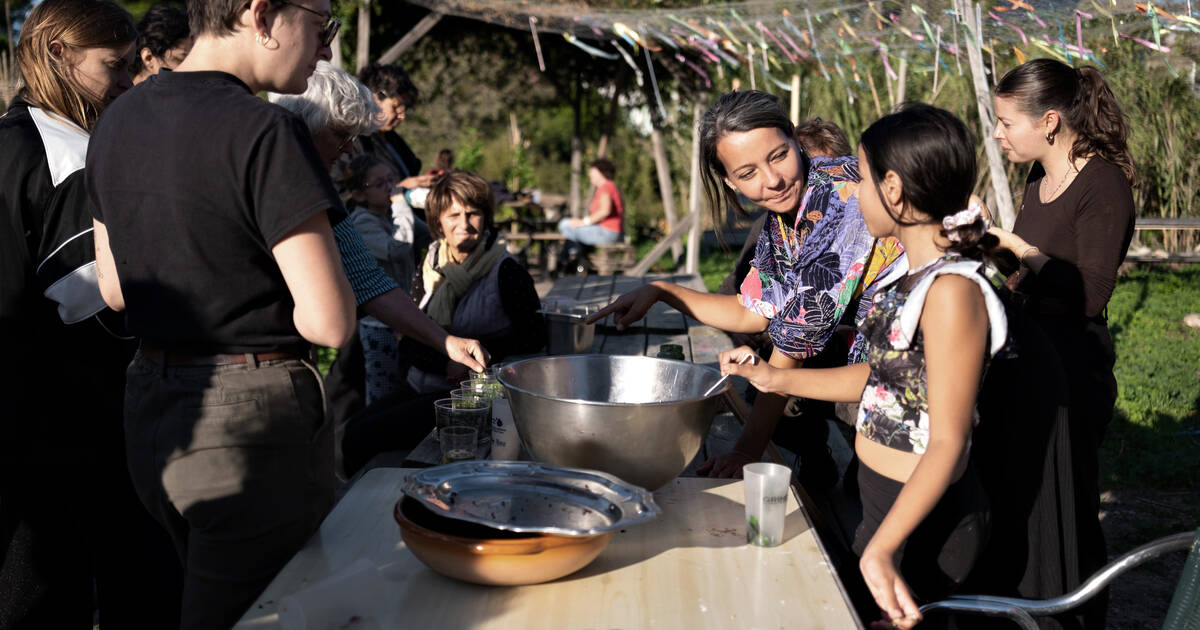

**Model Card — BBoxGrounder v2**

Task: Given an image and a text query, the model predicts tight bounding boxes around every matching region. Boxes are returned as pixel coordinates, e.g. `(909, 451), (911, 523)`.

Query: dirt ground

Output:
(1100, 488), (1199, 629)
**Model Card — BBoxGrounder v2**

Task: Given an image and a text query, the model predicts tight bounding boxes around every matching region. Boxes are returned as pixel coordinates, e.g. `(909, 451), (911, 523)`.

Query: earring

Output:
(1045, 131), (1055, 145)
(255, 32), (270, 47)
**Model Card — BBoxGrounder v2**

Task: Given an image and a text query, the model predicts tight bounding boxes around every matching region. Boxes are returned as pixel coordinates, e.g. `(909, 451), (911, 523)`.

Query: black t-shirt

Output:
(87, 71), (344, 353)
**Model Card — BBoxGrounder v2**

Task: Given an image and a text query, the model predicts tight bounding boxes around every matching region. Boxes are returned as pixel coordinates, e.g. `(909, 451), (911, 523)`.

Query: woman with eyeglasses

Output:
(86, 0), (356, 627)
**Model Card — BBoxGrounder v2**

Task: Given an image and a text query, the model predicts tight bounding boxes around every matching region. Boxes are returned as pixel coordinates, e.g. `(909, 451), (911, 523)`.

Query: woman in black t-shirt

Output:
(88, 1), (356, 628)
(0, 0), (182, 626)
(983, 59), (1136, 629)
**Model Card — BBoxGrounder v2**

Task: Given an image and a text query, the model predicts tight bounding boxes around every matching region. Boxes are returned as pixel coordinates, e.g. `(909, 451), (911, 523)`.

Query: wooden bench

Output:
(587, 240), (636, 275)
(503, 231), (567, 272)
(1127, 217), (1200, 264)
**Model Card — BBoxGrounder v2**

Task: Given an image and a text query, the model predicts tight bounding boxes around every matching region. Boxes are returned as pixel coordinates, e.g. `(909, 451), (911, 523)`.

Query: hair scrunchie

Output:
(941, 199), (990, 243)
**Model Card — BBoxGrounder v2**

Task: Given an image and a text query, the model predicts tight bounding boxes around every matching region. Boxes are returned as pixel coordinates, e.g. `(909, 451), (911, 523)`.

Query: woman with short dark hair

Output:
(341, 170), (545, 475)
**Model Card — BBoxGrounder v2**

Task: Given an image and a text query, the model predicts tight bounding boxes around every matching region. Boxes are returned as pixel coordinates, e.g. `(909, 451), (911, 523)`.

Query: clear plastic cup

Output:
(440, 426), (478, 464)
(433, 397), (489, 445)
(743, 462), (791, 547)
(448, 388), (492, 452)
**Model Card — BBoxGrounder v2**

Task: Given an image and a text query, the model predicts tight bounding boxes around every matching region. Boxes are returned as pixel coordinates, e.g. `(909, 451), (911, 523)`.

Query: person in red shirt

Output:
(557, 158), (624, 245)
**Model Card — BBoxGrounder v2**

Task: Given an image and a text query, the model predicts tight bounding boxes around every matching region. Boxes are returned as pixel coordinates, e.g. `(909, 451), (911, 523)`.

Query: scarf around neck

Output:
(420, 232), (507, 328)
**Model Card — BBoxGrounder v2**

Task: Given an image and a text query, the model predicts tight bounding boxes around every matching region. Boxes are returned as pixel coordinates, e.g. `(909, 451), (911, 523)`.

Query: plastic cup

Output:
(743, 462), (790, 547)
(277, 558), (384, 629)
(433, 398), (489, 444)
(448, 388), (492, 452)
(459, 376), (520, 460)
(440, 426), (478, 464)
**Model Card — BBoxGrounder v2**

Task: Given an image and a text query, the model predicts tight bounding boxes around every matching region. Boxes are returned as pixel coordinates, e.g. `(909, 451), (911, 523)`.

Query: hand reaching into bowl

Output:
(587, 284), (661, 330)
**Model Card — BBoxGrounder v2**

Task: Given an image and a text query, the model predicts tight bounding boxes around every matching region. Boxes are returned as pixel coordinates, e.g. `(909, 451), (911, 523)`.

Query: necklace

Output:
(1041, 164), (1078, 202)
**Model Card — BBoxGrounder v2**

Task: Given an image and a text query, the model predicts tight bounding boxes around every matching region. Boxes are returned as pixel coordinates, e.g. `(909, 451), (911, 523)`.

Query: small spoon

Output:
(703, 354), (754, 397)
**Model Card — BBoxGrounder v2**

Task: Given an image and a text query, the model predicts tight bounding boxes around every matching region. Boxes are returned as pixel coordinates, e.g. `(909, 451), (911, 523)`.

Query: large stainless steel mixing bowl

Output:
(497, 355), (728, 490)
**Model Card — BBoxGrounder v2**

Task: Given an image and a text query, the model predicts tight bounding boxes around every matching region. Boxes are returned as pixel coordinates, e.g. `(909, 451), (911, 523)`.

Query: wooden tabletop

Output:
(233, 468), (862, 629)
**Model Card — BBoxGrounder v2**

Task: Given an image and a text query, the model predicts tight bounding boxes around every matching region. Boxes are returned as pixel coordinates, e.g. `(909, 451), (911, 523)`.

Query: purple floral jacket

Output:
(738, 155), (904, 361)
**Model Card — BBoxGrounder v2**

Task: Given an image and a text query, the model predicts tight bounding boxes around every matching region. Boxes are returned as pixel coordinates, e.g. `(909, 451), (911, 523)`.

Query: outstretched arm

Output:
(718, 345), (870, 403)
(362, 289), (488, 373)
(589, 281), (769, 333)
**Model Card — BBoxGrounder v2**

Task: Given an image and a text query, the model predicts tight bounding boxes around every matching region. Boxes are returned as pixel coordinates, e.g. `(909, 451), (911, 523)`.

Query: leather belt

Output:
(140, 346), (308, 367)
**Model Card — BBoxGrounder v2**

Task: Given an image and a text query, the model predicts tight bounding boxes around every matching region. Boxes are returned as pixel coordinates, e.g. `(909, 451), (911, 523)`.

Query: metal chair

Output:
(918, 528), (1200, 629)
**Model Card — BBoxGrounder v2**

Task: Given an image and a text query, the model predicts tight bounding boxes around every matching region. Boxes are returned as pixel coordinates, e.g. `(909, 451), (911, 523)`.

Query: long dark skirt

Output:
(967, 311), (1111, 630)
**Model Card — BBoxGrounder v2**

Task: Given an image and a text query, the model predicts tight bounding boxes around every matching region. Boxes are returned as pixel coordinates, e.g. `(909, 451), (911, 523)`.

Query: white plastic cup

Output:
(743, 462), (790, 547)
(489, 396), (521, 460)
(278, 558), (384, 629)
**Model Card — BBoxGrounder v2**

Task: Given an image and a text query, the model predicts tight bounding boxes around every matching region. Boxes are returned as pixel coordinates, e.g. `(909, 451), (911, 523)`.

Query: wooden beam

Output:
(685, 102), (704, 275)
(789, 74), (800, 124)
(959, 0), (1015, 228)
(629, 212), (697, 276)
(378, 9), (443, 64)
(355, 0), (371, 73)
(650, 127), (683, 262)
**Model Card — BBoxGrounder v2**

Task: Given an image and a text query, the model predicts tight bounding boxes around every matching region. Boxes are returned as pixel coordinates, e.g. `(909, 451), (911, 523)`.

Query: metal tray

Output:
(401, 461), (661, 536)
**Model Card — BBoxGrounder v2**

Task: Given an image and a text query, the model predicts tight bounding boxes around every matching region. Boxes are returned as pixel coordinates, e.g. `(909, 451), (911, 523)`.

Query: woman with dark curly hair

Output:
(131, 3), (192, 84)
(981, 58), (1137, 629)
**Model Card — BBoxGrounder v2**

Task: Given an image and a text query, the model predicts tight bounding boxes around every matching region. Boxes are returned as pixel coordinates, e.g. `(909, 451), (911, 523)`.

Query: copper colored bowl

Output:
(394, 496), (613, 586)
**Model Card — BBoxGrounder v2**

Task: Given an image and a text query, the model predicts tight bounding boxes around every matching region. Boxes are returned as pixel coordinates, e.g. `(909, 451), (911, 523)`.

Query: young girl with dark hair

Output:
(592, 91), (903, 486)
(722, 104), (1009, 629)
(988, 57), (1136, 629)
(345, 153), (429, 404)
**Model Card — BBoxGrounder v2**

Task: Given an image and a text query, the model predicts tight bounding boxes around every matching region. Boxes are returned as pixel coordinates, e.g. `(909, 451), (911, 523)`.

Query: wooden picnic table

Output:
(232, 468), (862, 629)
(232, 273), (865, 628)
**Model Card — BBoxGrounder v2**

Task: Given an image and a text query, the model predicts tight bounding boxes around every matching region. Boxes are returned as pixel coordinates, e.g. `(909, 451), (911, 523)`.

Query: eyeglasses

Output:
(365, 177), (397, 190)
(336, 133), (357, 153)
(274, 0), (341, 47)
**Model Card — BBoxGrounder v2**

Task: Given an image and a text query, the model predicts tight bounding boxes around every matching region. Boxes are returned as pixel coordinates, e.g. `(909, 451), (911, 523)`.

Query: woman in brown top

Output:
(985, 58), (1135, 629)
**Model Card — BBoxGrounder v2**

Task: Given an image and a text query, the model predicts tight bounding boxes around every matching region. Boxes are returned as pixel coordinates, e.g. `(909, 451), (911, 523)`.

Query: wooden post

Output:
(569, 72), (583, 218)
(789, 74), (801, 124)
(650, 127), (683, 262)
(4, 0), (13, 66)
(355, 0), (371, 73)
(958, 0), (1015, 228)
(896, 58), (908, 106)
(330, 31), (344, 69)
(378, 9), (443, 64)
(685, 102), (704, 275)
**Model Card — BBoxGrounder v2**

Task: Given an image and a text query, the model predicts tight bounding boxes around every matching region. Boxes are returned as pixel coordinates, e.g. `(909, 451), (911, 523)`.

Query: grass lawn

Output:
(1103, 265), (1200, 490)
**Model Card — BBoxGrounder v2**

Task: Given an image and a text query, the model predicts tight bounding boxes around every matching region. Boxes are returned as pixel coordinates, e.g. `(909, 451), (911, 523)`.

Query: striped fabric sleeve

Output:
(332, 217), (398, 305)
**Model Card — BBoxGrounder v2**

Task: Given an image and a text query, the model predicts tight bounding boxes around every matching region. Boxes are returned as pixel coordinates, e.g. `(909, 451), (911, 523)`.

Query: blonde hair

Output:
(16, 0), (136, 131)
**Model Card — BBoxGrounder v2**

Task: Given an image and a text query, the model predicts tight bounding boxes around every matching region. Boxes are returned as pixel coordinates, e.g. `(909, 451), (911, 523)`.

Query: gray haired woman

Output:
(270, 62), (486, 471)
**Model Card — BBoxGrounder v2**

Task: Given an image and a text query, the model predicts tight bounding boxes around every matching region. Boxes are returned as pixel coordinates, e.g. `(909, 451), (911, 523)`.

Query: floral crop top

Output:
(856, 256), (1009, 454)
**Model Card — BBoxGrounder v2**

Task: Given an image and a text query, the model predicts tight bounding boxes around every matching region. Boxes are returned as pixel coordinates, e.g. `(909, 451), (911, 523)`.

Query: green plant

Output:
(455, 126), (485, 173)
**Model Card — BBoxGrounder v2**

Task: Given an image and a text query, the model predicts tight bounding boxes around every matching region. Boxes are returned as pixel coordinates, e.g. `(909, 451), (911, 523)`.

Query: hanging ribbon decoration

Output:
(801, 9), (831, 81)
(676, 53), (712, 88)
(529, 16), (545, 72)
(989, 10), (1029, 44)
(645, 25), (680, 51)
(563, 33), (619, 60)
(642, 42), (668, 121)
